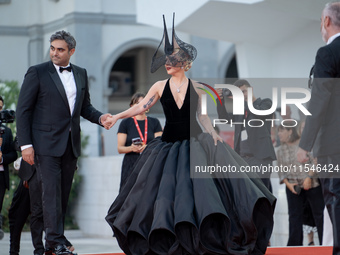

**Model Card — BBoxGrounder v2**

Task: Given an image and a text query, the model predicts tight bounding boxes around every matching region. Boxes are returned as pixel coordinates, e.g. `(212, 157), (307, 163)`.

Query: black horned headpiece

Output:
(150, 13), (197, 73)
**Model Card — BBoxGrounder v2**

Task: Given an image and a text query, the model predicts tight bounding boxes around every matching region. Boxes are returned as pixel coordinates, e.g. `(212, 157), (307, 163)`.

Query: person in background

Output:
(9, 149), (74, 255)
(297, 2), (340, 254)
(0, 95), (18, 240)
(297, 120), (317, 246)
(277, 121), (324, 246)
(117, 92), (162, 191)
(8, 165), (30, 255)
(217, 79), (276, 191)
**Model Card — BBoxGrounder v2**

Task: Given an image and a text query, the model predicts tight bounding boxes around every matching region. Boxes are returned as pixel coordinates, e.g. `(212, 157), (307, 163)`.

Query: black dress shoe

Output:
(54, 244), (77, 255)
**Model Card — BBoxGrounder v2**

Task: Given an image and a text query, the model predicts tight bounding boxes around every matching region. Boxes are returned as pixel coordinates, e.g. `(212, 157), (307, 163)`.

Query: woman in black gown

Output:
(106, 14), (276, 255)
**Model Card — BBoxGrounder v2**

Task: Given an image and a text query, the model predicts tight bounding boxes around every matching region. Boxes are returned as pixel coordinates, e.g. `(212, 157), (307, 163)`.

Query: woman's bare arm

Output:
(108, 80), (166, 128)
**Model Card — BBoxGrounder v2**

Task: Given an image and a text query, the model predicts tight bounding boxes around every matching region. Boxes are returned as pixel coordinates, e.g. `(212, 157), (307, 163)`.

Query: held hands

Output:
(106, 115), (118, 129)
(101, 113), (117, 130)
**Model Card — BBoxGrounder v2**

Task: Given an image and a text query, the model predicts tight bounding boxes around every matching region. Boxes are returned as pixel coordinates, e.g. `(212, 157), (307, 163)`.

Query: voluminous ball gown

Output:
(106, 79), (276, 255)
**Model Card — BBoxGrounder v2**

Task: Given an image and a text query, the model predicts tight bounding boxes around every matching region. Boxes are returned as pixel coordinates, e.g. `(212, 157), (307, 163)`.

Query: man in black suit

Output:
(0, 96), (18, 240)
(16, 30), (111, 255)
(217, 79), (276, 190)
(298, 2), (340, 254)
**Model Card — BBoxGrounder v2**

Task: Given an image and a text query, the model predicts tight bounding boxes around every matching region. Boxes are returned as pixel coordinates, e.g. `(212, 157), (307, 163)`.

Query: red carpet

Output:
(83, 246), (333, 255)
(266, 246), (332, 254)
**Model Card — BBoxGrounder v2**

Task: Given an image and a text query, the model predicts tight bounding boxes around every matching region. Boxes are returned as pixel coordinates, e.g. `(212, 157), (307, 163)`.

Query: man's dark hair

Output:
(50, 30), (76, 51)
(234, 79), (251, 88)
(0, 96), (4, 104)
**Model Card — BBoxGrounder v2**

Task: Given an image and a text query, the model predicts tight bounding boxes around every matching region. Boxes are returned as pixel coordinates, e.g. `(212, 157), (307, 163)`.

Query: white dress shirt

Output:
(327, 32), (340, 45)
(54, 63), (77, 115)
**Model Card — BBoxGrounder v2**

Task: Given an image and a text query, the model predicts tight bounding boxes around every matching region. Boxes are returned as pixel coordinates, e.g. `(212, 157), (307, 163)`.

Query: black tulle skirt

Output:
(106, 133), (276, 255)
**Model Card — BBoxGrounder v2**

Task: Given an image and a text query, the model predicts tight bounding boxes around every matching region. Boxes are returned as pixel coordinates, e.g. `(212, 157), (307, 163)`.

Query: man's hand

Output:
(297, 147), (309, 163)
(23, 180), (29, 189)
(100, 113), (113, 130)
(22, 147), (35, 165)
(104, 115), (118, 129)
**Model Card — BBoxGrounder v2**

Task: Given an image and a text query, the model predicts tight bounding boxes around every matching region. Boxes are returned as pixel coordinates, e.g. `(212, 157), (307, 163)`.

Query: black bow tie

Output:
(59, 66), (72, 73)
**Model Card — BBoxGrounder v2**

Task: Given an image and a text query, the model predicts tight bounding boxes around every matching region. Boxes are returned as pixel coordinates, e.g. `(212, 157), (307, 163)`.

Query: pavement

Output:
(0, 230), (124, 255)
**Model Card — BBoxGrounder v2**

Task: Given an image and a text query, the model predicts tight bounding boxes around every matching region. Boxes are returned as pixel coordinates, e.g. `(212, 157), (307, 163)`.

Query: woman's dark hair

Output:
(278, 120), (300, 143)
(129, 92), (145, 107)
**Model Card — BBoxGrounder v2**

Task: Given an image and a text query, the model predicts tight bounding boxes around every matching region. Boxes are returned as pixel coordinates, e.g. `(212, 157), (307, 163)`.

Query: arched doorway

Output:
(108, 46), (166, 115)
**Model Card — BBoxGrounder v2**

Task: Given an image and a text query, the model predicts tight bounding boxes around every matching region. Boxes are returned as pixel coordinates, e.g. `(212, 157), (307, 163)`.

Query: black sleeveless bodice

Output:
(160, 79), (201, 143)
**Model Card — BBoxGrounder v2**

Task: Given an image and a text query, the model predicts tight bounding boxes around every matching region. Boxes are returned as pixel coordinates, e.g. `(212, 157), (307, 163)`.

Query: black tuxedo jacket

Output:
(16, 61), (103, 158)
(217, 98), (276, 161)
(300, 36), (340, 157)
(1, 124), (18, 189)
